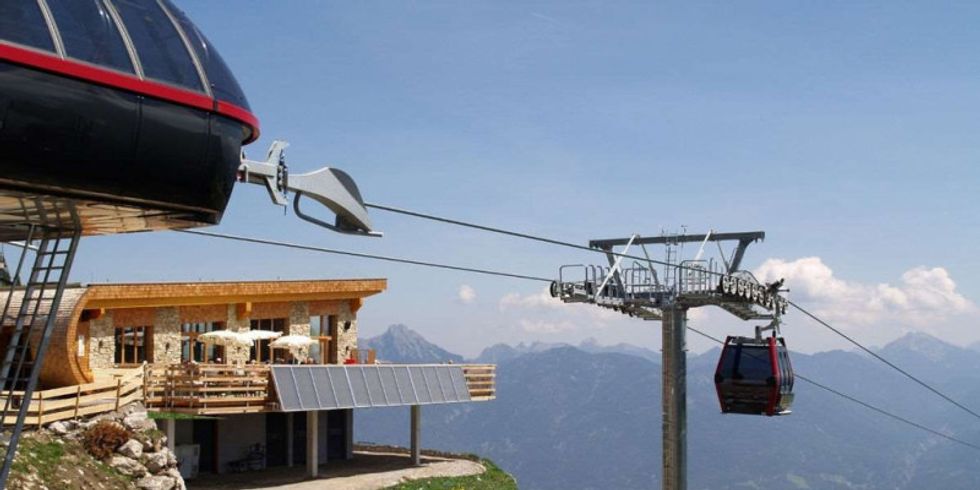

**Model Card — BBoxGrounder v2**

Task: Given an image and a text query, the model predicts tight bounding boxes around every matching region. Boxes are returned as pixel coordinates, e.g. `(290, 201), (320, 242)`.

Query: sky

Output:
(62, 1), (980, 358)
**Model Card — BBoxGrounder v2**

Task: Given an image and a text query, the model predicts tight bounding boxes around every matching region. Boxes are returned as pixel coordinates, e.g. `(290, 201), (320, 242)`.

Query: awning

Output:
(270, 365), (472, 411)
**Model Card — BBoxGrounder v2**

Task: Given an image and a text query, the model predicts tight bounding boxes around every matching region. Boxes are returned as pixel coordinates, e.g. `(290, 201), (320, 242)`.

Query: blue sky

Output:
(67, 1), (980, 357)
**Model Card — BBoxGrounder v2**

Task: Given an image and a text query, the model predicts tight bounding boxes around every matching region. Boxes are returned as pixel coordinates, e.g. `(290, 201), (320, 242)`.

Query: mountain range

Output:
(356, 325), (980, 489)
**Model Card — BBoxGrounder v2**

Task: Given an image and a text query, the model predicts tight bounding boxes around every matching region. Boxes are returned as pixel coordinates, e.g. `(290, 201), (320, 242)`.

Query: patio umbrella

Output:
(240, 330), (283, 342)
(240, 330), (283, 362)
(197, 330), (251, 347)
(269, 335), (317, 362)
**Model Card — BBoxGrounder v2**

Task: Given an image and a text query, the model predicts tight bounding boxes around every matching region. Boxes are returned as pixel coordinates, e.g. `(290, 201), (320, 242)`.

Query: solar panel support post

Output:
(411, 405), (422, 466)
(662, 306), (687, 490)
(307, 411), (319, 478)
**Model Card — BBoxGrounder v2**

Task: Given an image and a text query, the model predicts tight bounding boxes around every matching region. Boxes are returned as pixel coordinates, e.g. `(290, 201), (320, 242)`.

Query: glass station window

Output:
(0, 1), (55, 52)
(112, 0), (203, 91)
(46, 0), (134, 73)
(165, 1), (251, 109)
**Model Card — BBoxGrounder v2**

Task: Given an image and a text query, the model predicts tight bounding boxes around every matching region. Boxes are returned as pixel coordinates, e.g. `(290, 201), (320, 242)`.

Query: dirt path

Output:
(189, 450), (485, 490)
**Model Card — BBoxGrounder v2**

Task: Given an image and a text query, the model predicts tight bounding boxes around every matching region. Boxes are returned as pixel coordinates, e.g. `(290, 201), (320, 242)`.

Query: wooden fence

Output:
(462, 364), (496, 400)
(0, 368), (143, 427)
(145, 363), (273, 415)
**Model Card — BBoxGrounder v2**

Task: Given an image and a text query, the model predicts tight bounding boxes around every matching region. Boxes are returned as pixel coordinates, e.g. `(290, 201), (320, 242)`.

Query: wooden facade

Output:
(0, 279), (386, 388)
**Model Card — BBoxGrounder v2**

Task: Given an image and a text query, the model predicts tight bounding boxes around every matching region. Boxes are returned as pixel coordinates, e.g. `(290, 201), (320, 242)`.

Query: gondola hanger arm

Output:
(238, 140), (382, 237)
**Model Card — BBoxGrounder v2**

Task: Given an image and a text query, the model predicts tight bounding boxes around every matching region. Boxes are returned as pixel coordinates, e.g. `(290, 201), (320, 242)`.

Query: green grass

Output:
(383, 459), (517, 490)
(10, 437), (64, 477)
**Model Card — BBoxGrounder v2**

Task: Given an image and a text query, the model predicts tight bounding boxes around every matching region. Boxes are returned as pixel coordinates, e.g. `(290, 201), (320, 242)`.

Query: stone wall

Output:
(335, 301), (358, 362)
(225, 304), (251, 364)
(86, 299), (362, 368)
(88, 312), (115, 370)
(289, 302), (311, 360)
(153, 307), (181, 365)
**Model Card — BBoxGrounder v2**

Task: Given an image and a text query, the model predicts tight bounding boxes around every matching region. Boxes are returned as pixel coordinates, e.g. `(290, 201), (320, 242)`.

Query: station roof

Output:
(81, 279), (387, 309)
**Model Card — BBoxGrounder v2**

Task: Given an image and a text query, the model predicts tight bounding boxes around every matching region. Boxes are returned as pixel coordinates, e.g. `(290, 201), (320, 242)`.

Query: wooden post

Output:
(73, 385), (81, 418)
(36, 393), (43, 429)
(306, 411), (318, 478)
(114, 378), (122, 411)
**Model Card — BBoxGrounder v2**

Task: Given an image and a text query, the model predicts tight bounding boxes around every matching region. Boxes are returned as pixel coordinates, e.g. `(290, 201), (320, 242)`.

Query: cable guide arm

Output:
(238, 141), (382, 237)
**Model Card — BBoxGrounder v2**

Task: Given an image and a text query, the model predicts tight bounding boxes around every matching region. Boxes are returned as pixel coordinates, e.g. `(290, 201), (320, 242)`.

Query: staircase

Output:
(0, 199), (80, 486)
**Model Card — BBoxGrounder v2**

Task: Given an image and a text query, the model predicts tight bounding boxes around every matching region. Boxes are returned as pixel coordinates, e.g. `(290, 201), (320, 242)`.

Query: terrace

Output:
(142, 362), (496, 416)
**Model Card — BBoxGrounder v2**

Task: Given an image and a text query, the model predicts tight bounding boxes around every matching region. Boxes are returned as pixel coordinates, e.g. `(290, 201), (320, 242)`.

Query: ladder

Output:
(0, 199), (80, 487)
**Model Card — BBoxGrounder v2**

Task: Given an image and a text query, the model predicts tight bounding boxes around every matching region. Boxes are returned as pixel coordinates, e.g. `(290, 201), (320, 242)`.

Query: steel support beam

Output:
(411, 405), (421, 466)
(661, 307), (687, 490)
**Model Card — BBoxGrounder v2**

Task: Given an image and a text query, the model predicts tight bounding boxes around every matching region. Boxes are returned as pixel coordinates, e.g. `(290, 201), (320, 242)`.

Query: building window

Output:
(112, 0), (204, 91)
(114, 325), (151, 365)
(250, 318), (286, 362)
(45, 0), (135, 73)
(0, 1), (56, 52)
(181, 322), (224, 363)
(310, 315), (335, 364)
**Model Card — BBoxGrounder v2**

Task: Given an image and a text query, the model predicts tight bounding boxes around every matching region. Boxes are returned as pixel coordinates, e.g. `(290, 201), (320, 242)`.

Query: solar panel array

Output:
(271, 365), (473, 411)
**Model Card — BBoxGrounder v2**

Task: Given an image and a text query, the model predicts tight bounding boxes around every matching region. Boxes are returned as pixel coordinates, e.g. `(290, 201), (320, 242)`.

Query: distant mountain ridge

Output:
(357, 328), (980, 489)
(360, 324), (463, 364)
(473, 337), (659, 363)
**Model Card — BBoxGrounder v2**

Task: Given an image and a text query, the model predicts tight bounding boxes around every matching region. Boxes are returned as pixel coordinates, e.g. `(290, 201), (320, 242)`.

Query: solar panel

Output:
(271, 365), (473, 412)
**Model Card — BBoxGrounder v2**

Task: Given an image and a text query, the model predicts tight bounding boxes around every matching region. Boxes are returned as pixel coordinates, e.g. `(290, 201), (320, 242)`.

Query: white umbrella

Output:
(269, 335), (317, 350)
(240, 330), (283, 342)
(269, 335), (317, 362)
(197, 330), (251, 347)
(241, 330), (283, 362)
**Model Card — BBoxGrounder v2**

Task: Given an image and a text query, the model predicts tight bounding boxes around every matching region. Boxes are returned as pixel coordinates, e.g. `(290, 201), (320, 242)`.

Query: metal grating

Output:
(271, 365), (472, 412)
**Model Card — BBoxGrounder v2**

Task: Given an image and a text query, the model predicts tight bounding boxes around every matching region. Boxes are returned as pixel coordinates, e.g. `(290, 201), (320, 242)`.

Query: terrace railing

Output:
(144, 363), (273, 415)
(0, 368), (143, 427)
(462, 364), (496, 400)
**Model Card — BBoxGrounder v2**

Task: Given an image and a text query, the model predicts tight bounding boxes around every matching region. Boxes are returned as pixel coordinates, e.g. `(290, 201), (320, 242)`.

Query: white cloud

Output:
(457, 284), (477, 304)
(754, 257), (974, 327)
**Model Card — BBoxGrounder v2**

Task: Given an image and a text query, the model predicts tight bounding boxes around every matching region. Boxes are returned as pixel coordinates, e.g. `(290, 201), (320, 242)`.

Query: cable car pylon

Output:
(551, 230), (789, 490)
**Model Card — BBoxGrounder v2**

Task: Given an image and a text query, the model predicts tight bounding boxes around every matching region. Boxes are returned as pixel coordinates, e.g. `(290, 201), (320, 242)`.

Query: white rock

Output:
(47, 421), (69, 435)
(136, 475), (175, 490)
(143, 451), (169, 473)
(123, 412), (156, 432)
(164, 468), (186, 490)
(108, 455), (147, 477)
(118, 439), (143, 459)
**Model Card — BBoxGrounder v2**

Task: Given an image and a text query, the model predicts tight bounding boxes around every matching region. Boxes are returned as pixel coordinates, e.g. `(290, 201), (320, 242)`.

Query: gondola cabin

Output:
(714, 335), (794, 416)
(0, 0), (259, 239)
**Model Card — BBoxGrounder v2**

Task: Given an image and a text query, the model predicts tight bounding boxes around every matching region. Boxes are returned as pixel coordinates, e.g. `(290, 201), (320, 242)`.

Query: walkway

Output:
(188, 450), (485, 490)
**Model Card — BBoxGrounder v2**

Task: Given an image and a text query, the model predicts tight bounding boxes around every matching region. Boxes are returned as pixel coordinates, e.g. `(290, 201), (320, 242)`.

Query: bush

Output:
(82, 420), (131, 460)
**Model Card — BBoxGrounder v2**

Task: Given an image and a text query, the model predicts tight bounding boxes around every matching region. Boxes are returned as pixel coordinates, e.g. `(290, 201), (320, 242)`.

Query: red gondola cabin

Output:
(714, 335), (794, 416)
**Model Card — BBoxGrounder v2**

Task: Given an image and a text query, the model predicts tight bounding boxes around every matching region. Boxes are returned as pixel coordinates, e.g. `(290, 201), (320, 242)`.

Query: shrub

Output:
(82, 420), (131, 460)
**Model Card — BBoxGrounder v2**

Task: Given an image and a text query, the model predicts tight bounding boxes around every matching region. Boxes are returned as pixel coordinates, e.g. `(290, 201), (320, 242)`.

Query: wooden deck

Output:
(1, 363), (497, 421)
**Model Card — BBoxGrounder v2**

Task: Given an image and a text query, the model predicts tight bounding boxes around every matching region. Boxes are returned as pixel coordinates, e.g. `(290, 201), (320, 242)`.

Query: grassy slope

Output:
(383, 459), (518, 490)
(9, 433), (131, 489)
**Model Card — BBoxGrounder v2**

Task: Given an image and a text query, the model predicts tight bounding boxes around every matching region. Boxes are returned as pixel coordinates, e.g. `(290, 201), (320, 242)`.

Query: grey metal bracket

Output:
(238, 141), (382, 237)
